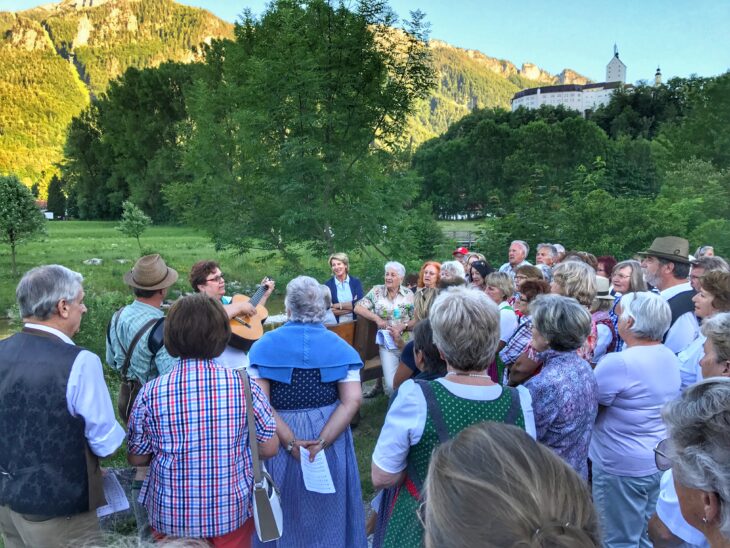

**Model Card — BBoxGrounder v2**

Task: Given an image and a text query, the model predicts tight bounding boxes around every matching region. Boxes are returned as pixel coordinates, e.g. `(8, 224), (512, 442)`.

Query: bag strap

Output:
(120, 318), (158, 380)
(239, 368), (263, 485)
(503, 386), (521, 425)
(107, 306), (126, 354)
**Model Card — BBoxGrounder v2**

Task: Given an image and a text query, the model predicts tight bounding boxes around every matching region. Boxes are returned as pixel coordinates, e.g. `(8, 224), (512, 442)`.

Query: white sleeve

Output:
(499, 309), (518, 343)
(371, 380), (427, 474)
(593, 323), (612, 362)
(516, 385), (537, 440)
(655, 470), (710, 546)
(664, 312), (700, 354)
(246, 364), (261, 379)
(67, 350), (126, 457)
(338, 368), (362, 383)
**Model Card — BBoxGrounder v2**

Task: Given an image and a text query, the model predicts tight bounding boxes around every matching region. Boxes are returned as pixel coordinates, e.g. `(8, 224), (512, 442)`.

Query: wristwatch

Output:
(286, 439), (297, 454)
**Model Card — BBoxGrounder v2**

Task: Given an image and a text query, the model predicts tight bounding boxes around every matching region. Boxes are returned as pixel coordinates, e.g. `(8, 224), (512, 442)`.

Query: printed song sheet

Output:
(96, 471), (130, 517)
(300, 447), (336, 494)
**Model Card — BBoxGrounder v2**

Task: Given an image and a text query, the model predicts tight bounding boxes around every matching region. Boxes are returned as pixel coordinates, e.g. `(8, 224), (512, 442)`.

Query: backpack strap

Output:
(107, 306), (126, 356)
(120, 318), (159, 381)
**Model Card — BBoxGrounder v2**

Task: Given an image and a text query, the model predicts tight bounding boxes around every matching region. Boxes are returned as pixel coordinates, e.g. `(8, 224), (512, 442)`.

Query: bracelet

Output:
(317, 437), (328, 450)
(286, 439), (297, 454)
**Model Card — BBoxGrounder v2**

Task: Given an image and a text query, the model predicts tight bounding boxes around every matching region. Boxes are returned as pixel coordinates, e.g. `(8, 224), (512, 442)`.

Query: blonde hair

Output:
(551, 261), (596, 307)
(328, 252), (350, 271)
(425, 422), (600, 548)
(485, 271), (514, 301)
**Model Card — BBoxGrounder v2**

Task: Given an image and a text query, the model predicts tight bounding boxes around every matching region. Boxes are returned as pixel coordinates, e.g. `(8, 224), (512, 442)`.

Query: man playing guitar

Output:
(189, 260), (275, 369)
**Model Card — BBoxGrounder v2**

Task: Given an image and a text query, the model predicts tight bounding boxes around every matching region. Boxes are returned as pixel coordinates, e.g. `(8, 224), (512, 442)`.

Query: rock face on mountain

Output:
(0, 0), (591, 187)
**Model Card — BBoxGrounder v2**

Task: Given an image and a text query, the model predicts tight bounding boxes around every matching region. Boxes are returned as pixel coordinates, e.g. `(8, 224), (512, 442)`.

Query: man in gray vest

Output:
(638, 236), (699, 353)
(0, 265), (125, 547)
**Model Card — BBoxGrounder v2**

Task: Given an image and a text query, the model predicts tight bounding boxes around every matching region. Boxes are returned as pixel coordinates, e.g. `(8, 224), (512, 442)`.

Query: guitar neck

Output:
(248, 283), (268, 307)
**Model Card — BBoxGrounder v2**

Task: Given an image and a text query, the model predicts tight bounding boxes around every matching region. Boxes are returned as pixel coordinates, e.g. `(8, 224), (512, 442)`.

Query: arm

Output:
(372, 464), (405, 490)
(354, 304), (387, 329)
(222, 300), (256, 320)
(300, 381), (363, 462)
(508, 351), (541, 386)
(128, 453), (152, 466)
(393, 362), (416, 391)
(249, 378), (290, 459)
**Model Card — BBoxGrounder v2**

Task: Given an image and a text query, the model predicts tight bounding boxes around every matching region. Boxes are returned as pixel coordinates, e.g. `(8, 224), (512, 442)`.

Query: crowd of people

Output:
(1, 235), (730, 548)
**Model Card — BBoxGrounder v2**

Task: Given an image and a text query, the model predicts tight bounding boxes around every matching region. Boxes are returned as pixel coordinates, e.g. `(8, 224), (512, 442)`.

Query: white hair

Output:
(619, 291), (671, 341)
(511, 240), (530, 256)
(285, 276), (327, 323)
(440, 260), (466, 279)
(16, 265), (84, 320)
(384, 261), (406, 278)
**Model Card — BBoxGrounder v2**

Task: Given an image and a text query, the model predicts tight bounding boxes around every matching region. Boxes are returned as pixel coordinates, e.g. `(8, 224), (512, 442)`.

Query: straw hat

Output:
(595, 276), (614, 301)
(123, 254), (179, 290)
(637, 236), (690, 264)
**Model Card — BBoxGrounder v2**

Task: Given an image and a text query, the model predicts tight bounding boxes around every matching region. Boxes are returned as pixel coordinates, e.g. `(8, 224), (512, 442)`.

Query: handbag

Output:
(240, 369), (284, 542)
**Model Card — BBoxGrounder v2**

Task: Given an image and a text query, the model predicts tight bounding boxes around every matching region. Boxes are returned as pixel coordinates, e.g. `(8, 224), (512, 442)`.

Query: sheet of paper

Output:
(299, 446), (336, 494)
(376, 329), (398, 350)
(96, 471), (130, 517)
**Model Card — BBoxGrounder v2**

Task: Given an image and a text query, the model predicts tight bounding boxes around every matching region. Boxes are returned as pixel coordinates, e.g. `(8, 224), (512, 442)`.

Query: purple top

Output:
(525, 349), (598, 480)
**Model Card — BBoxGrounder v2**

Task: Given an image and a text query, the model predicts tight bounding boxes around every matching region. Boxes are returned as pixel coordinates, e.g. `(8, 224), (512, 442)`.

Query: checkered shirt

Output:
(128, 359), (276, 538)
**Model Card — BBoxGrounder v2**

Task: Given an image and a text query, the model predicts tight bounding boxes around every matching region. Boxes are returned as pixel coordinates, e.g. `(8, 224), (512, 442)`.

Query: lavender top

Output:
(525, 349), (598, 480)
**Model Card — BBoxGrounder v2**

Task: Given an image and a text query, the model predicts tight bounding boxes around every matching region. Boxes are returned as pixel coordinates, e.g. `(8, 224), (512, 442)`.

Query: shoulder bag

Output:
(239, 369), (284, 542)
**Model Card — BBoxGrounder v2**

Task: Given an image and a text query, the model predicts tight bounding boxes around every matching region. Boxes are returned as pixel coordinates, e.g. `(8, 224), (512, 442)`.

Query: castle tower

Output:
(655, 66), (662, 86)
(606, 44), (626, 83)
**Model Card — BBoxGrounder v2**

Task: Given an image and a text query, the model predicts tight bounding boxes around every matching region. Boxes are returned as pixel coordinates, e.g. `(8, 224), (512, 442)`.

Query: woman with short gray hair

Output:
(661, 378), (730, 547)
(590, 291), (681, 547)
(355, 262), (415, 396)
(439, 260), (465, 281)
(524, 294), (597, 480)
(610, 259), (648, 352)
(249, 275), (368, 547)
(371, 287), (535, 547)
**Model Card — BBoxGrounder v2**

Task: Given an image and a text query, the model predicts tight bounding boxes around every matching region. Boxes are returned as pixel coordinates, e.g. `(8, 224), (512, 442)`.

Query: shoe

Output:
(363, 380), (383, 398)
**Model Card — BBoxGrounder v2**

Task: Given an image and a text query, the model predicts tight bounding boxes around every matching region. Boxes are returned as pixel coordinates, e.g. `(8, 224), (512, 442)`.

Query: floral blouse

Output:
(357, 285), (415, 324)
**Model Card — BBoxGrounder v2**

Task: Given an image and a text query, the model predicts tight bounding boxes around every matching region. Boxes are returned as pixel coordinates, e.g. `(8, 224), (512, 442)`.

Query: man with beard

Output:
(638, 237), (699, 353)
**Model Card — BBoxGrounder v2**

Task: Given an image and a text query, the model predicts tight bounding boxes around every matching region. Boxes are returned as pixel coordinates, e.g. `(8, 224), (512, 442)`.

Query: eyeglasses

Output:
(205, 274), (225, 283)
(416, 500), (427, 528)
(654, 438), (673, 471)
(612, 274), (631, 280)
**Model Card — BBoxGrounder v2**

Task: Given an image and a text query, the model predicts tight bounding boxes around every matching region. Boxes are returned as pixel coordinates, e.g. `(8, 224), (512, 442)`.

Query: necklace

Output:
(446, 371), (492, 379)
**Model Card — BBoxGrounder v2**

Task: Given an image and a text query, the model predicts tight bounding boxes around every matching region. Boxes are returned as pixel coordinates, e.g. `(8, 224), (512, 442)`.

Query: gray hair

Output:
(530, 294), (591, 352)
(613, 259), (647, 292)
(384, 261), (406, 278)
(511, 240), (530, 256)
(440, 260), (466, 279)
(663, 378), (730, 538)
(554, 243), (566, 255)
(537, 243), (558, 258)
(619, 291), (671, 341)
(693, 256), (730, 274)
(701, 312), (730, 363)
(284, 275), (327, 323)
(551, 261), (597, 307)
(319, 284), (332, 310)
(16, 265), (84, 320)
(430, 287), (500, 372)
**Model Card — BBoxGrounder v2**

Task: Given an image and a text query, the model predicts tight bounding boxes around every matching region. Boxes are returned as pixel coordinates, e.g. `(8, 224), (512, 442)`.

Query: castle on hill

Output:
(511, 46), (656, 116)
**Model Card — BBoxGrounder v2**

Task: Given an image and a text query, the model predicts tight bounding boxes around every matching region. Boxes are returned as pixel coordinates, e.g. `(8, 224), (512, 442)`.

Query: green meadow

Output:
(0, 219), (409, 523)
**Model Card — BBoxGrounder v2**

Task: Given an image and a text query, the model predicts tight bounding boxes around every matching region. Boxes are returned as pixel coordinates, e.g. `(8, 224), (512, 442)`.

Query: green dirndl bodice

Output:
(382, 380), (526, 548)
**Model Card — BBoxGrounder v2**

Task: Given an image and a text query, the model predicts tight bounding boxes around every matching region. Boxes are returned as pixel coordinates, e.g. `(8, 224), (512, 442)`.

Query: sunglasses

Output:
(654, 438), (673, 471)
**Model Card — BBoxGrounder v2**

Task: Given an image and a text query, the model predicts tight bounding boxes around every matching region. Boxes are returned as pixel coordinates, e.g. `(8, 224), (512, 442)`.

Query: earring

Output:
(702, 517), (708, 524)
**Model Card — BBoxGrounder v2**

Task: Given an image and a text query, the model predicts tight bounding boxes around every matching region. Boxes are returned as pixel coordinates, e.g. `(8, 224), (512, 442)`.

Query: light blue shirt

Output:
(334, 275), (354, 321)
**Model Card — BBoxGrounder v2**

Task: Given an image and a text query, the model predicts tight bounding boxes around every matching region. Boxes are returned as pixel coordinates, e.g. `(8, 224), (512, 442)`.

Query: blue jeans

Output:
(592, 464), (662, 548)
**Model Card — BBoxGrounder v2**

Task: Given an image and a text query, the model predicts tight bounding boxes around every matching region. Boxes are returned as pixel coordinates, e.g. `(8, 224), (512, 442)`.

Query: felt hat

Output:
(595, 276), (614, 301)
(123, 254), (179, 290)
(637, 236), (691, 264)
(453, 246), (469, 256)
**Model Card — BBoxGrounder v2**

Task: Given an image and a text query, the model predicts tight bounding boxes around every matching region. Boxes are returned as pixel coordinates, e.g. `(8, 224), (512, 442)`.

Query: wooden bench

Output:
(327, 319), (382, 382)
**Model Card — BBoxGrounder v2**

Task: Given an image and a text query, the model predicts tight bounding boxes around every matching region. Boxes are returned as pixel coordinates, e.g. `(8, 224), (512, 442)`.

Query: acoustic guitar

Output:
(229, 278), (272, 351)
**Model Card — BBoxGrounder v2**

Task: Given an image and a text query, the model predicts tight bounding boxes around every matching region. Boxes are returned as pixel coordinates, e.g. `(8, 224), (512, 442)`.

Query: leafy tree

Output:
(46, 175), (67, 218)
(116, 200), (152, 252)
(0, 174), (47, 275)
(30, 183), (40, 198)
(167, 0), (435, 257)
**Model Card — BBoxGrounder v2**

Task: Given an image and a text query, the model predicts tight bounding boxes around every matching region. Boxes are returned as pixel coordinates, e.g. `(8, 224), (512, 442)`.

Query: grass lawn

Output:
(0, 220), (389, 539)
(436, 219), (482, 233)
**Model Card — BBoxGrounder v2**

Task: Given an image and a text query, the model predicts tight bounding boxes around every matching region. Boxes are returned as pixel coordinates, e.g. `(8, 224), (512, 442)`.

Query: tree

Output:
(46, 175), (67, 218)
(116, 200), (152, 252)
(166, 0), (434, 257)
(0, 174), (47, 276)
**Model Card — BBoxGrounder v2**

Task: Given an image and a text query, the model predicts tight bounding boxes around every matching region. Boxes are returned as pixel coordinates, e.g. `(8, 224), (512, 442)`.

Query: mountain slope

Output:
(0, 0), (590, 189)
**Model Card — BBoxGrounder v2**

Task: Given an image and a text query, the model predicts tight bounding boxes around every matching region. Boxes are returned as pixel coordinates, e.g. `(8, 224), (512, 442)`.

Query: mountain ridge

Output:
(0, 0), (592, 190)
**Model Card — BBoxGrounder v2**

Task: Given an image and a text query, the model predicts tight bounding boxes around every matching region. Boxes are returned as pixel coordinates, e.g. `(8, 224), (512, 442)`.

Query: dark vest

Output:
(666, 289), (696, 328)
(0, 330), (102, 516)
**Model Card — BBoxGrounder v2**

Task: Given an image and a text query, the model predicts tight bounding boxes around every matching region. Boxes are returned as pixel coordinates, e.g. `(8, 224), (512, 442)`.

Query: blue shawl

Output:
(248, 322), (363, 384)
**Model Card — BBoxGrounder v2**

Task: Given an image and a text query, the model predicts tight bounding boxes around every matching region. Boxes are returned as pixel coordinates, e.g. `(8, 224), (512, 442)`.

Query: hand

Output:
(287, 444), (301, 462)
(376, 318), (388, 330)
(236, 301), (256, 317)
(262, 277), (275, 296)
(387, 323), (404, 338)
(298, 439), (326, 462)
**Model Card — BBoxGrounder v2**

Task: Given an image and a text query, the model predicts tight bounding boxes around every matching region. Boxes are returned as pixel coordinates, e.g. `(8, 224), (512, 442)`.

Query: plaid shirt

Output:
(499, 316), (534, 367)
(128, 359), (276, 538)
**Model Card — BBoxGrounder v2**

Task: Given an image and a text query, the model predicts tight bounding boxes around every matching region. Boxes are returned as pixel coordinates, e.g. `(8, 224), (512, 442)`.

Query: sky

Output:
(2, 0), (729, 83)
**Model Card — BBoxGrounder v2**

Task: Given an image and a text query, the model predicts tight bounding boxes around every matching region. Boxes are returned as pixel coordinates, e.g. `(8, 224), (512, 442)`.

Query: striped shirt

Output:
(128, 359), (276, 538)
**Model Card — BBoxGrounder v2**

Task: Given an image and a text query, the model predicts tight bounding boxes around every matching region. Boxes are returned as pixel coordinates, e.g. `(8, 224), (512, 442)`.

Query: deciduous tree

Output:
(0, 174), (47, 275)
